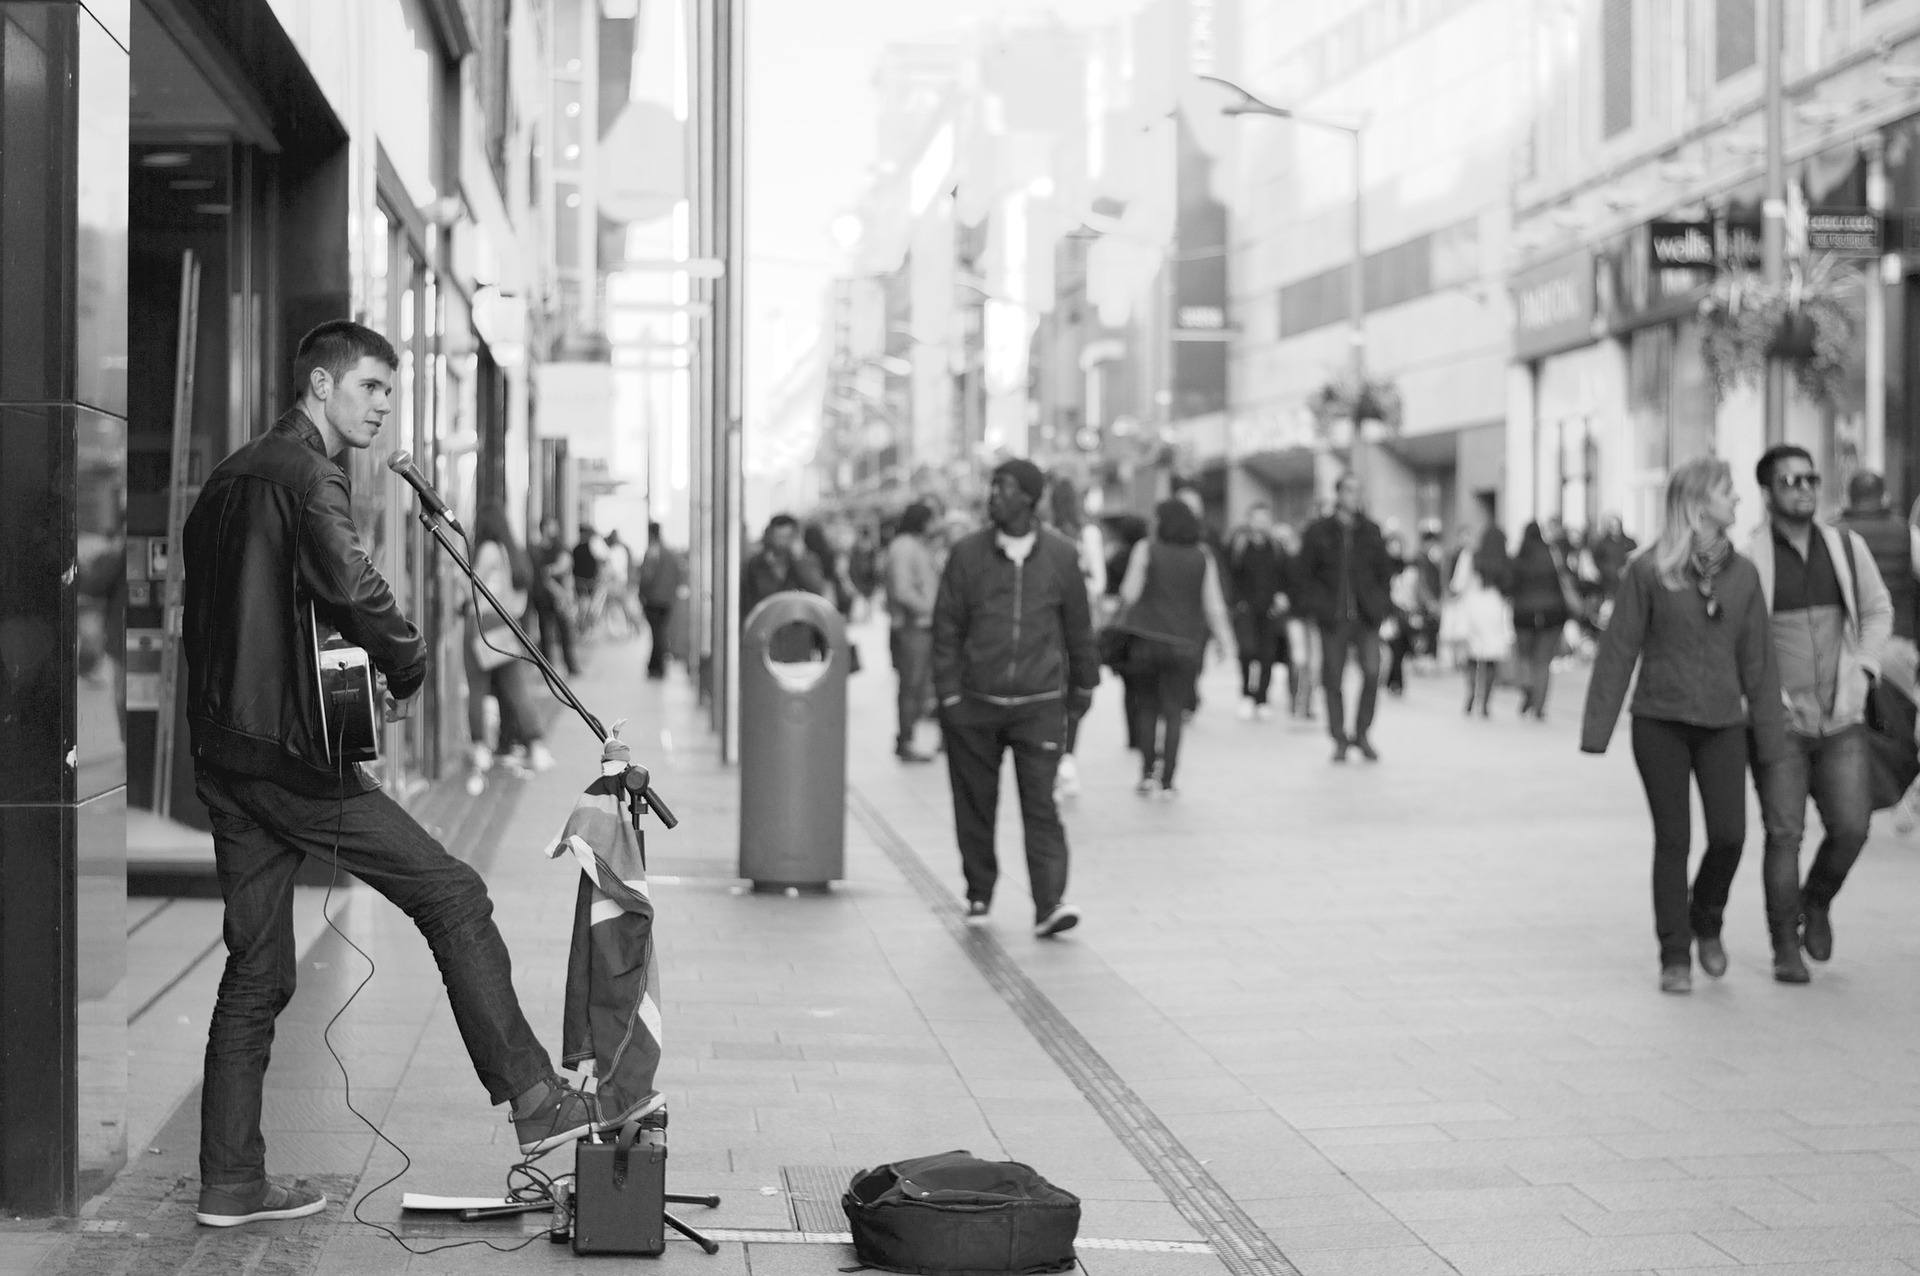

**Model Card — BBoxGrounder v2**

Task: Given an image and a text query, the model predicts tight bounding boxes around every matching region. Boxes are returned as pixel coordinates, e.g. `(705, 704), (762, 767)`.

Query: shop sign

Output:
(1807, 208), (1881, 257)
(1512, 249), (1597, 362)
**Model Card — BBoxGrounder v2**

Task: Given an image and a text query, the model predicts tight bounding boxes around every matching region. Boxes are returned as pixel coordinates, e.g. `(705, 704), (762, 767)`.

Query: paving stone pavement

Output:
(9, 621), (1920, 1275)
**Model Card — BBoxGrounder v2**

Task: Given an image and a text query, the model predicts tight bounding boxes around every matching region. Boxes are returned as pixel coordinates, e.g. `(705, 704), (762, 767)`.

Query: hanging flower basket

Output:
(1308, 373), (1402, 436)
(1698, 254), (1861, 407)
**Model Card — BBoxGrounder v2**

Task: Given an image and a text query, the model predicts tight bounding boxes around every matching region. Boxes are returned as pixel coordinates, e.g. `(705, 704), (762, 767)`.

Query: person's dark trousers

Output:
(193, 766), (552, 1188)
(533, 593), (579, 674)
(1236, 613), (1274, 704)
(642, 602), (673, 677)
(1384, 615), (1412, 693)
(465, 650), (541, 753)
(1126, 639), (1201, 785)
(1756, 726), (1872, 934)
(889, 626), (933, 750)
(1630, 717), (1748, 967)
(940, 697), (1070, 922)
(1515, 625), (1559, 715)
(1319, 618), (1382, 744)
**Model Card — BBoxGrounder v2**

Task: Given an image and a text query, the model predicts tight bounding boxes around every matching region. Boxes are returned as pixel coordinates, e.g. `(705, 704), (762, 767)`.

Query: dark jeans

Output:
(1235, 610), (1275, 704)
(1630, 717), (1748, 966)
(889, 626), (933, 749)
(194, 766), (551, 1187)
(940, 698), (1070, 922)
(642, 602), (673, 677)
(1320, 619), (1382, 743)
(1756, 726), (1871, 932)
(533, 592), (579, 673)
(464, 624), (542, 751)
(1515, 625), (1559, 713)
(1125, 638), (1202, 785)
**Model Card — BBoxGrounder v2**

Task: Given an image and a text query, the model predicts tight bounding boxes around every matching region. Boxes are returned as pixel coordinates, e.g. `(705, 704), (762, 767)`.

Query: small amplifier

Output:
(571, 1122), (666, 1256)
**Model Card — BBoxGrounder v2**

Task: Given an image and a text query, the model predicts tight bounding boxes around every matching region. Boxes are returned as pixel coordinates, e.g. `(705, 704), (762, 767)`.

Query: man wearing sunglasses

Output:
(1746, 444), (1892, 983)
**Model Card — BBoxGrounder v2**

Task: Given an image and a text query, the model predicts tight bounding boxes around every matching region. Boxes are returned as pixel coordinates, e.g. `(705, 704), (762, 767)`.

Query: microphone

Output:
(386, 451), (464, 535)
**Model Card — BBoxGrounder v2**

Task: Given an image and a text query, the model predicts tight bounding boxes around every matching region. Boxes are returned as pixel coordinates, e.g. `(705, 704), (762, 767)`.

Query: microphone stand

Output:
(414, 508), (677, 833)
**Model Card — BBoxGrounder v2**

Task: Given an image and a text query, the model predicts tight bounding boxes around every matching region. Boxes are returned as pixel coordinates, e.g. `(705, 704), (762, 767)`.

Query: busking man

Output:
(182, 321), (611, 1227)
(1747, 445), (1892, 984)
(932, 460), (1100, 937)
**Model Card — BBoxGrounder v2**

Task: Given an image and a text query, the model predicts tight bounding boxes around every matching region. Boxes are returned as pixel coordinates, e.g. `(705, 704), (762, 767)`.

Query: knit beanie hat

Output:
(991, 458), (1046, 505)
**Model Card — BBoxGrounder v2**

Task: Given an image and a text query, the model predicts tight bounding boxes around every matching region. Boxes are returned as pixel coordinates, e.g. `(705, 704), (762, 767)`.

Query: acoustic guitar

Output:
(310, 602), (382, 765)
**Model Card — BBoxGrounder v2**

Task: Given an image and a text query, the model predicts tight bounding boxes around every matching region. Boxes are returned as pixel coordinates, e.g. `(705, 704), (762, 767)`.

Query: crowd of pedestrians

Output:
(739, 450), (1913, 995)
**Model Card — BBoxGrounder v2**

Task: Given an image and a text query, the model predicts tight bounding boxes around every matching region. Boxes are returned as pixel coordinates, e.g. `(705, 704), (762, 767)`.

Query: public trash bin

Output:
(738, 592), (848, 891)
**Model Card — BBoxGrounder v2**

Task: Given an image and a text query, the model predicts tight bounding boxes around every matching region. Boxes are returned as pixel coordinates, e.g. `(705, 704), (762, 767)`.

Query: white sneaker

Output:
(1254, 703), (1274, 721)
(1236, 697), (1255, 721)
(1054, 754), (1080, 799)
(464, 770), (486, 797)
(1034, 903), (1081, 938)
(528, 742), (556, 772)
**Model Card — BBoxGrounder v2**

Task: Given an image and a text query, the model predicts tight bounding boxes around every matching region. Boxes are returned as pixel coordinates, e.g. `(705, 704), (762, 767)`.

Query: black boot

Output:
(1772, 927), (1811, 984)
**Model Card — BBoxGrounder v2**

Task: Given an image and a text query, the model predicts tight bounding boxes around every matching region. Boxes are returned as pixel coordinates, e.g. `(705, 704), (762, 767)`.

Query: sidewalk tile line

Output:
(847, 785), (1306, 1276)
(127, 935), (225, 1026)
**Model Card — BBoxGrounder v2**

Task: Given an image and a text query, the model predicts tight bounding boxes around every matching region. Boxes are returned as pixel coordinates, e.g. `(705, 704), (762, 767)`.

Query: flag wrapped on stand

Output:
(542, 732), (664, 1128)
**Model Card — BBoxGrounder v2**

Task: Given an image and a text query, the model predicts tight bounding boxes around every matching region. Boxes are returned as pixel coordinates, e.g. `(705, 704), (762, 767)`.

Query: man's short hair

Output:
(1848, 470), (1888, 510)
(291, 321), (398, 399)
(1755, 444), (1814, 489)
(765, 513), (799, 538)
(647, 521), (662, 539)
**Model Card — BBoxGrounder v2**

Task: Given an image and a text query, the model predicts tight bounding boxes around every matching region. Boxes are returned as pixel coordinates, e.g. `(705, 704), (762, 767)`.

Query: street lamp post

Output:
(1761, 0), (1787, 447)
(1199, 75), (1367, 487)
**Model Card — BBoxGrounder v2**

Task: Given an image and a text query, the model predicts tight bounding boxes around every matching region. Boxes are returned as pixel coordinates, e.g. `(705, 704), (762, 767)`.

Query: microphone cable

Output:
(311, 633), (570, 1254)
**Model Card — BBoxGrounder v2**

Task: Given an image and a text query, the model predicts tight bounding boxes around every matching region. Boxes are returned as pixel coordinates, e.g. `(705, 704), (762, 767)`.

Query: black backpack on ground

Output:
(842, 1150), (1080, 1275)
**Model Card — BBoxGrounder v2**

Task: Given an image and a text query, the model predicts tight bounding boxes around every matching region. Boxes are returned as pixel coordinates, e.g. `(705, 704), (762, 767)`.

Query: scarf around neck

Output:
(1690, 532), (1732, 582)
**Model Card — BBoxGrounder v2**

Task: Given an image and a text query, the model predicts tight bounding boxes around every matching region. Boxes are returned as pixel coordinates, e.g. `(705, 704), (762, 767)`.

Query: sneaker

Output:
(1659, 964), (1692, 995)
(1353, 737), (1379, 763)
(1054, 755), (1080, 798)
(513, 1075), (604, 1155)
(1156, 784), (1178, 801)
(1134, 775), (1156, 796)
(1236, 697), (1255, 721)
(896, 744), (935, 764)
(464, 769), (486, 797)
(1254, 703), (1274, 721)
(195, 1178), (327, 1228)
(1034, 903), (1081, 939)
(527, 741), (556, 773)
(965, 900), (991, 927)
(1697, 936), (1728, 978)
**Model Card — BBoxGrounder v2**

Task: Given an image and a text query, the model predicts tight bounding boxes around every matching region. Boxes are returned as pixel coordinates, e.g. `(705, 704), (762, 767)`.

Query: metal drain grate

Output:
(781, 1164), (859, 1233)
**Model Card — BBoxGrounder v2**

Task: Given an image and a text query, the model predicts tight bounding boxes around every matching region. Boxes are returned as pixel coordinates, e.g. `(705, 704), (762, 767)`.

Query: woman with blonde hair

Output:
(1581, 456), (1787, 994)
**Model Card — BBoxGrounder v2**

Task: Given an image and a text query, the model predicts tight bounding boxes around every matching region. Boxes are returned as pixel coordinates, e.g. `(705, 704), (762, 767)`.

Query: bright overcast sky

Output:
(744, 0), (1145, 411)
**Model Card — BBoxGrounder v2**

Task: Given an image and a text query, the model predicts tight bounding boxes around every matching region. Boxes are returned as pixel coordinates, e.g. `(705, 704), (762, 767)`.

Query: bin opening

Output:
(763, 620), (835, 691)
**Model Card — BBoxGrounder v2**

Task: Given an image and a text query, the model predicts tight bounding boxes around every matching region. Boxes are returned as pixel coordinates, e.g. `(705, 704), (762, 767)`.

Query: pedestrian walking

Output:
(1580, 455), (1787, 995)
(1044, 474), (1107, 798)
(1296, 473), (1398, 762)
(1841, 469), (1915, 657)
(1747, 445), (1893, 984)
(180, 321), (609, 1227)
(1508, 521), (1571, 720)
(1226, 503), (1286, 719)
(1115, 498), (1237, 796)
(531, 516), (581, 675)
(571, 523), (607, 619)
(1589, 512), (1637, 628)
(806, 520), (862, 672)
(932, 459), (1099, 937)
(886, 501), (939, 763)
(1382, 532), (1417, 695)
(1278, 522), (1319, 721)
(1451, 524), (1513, 717)
(462, 501), (553, 794)
(742, 513), (828, 663)
(598, 528), (642, 634)
(635, 521), (686, 679)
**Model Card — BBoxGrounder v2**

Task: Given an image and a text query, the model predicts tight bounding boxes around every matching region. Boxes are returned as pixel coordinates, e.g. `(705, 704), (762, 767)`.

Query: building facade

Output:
(1509, 0), (1920, 540)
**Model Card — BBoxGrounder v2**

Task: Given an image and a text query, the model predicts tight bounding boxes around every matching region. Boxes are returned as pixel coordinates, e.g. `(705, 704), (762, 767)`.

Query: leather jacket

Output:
(183, 409), (426, 793)
(1295, 512), (1396, 627)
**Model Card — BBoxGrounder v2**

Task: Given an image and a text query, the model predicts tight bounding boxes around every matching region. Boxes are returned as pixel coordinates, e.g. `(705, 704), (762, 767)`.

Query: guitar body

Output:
(311, 604), (382, 765)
